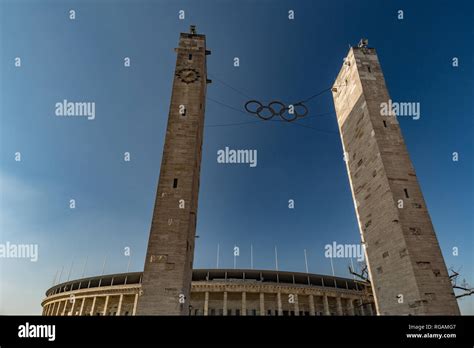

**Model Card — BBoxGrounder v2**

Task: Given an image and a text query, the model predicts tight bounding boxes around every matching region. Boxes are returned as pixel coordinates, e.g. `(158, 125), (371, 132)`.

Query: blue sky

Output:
(0, 0), (472, 314)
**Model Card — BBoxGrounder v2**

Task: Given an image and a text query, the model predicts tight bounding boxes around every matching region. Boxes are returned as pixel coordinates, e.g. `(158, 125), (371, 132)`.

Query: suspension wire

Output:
(205, 73), (345, 131)
(206, 120), (261, 127)
(207, 96), (248, 115)
(208, 71), (345, 106)
(206, 100), (337, 134)
(295, 86), (333, 104)
(207, 72), (254, 100)
(206, 96), (337, 134)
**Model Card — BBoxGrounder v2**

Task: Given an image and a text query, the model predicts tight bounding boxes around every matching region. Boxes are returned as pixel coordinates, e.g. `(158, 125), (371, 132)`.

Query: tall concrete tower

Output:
(137, 26), (210, 315)
(332, 40), (459, 315)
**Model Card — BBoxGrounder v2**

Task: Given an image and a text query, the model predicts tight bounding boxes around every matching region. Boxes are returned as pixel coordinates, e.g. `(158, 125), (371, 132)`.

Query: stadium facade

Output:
(42, 269), (375, 316)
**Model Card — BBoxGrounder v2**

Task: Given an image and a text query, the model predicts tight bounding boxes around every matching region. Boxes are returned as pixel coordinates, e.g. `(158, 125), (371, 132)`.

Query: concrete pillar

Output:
(309, 295), (315, 316)
(204, 291), (209, 316)
(70, 298), (77, 316)
(90, 296), (97, 316)
(79, 298), (85, 316)
(259, 293), (265, 316)
(366, 302), (374, 316)
(103, 295), (110, 316)
(117, 294), (124, 316)
(347, 298), (355, 315)
(277, 292), (283, 316)
(294, 294), (300, 316)
(359, 299), (366, 316)
(102, 295), (110, 316)
(336, 296), (343, 315)
(55, 301), (61, 315)
(323, 294), (330, 316)
(132, 294), (138, 316)
(61, 300), (68, 316)
(242, 292), (247, 316)
(223, 292), (228, 316)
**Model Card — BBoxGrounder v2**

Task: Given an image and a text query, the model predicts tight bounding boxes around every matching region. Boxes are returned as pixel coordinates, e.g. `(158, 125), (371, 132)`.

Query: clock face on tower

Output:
(176, 67), (201, 84)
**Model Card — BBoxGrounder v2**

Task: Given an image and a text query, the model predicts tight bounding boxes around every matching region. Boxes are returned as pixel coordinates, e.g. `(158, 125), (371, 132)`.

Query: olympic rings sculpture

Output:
(244, 100), (309, 122)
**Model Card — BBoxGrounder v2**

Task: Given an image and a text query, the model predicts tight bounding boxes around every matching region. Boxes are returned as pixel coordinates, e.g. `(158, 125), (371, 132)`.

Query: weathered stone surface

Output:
(332, 46), (459, 315)
(136, 29), (209, 315)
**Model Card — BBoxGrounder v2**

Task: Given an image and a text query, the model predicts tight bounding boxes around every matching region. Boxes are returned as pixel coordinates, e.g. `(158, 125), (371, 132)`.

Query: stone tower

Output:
(137, 26), (210, 315)
(332, 40), (459, 315)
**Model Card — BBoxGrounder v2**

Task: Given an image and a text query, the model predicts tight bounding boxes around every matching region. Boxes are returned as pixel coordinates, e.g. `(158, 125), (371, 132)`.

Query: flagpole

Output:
(126, 252), (132, 273)
(250, 244), (253, 269)
(52, 269), (58, 286)
(274, 246), (279, 271)
(350, 258), (355, 280)
(57, 265), (64, 284)
(82, 255), (88, 278)
(101, 254), (107, 275)
(330, 255), (335, 276)
(304, 249), (309, 274)
(67, 260), (74, 282)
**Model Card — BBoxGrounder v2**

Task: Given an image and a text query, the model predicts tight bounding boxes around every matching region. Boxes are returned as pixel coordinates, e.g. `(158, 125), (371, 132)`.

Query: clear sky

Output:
(1, 0), (472, 314)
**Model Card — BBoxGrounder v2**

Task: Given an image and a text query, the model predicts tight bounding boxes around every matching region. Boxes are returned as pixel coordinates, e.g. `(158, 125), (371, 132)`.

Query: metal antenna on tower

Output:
(216, 244), (220, 269)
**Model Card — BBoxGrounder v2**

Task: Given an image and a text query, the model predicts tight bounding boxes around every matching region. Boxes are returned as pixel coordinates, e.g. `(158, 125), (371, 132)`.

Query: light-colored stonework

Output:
(41, 270), (375, 316)
(137, 27), (210, 315)
(332, 43), (459, 315)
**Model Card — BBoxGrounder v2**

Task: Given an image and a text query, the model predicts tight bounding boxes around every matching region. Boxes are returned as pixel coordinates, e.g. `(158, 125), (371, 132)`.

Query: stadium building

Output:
(41, 269), (375, 316)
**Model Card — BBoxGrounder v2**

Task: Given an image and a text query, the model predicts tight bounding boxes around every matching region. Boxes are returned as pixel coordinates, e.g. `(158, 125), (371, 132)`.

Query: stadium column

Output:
(332, 42), (459, 315)
(277, 292), (283, 315)
(323, 295), (330, 315)
(336, 296), (343, 315)
(294, 294), (299, 316)
(61, 300), (67, 316)
(132, 294), (138, 315)
(103, 295), (109, 316)
(117, 294), (123, 316)
(204, 291), (209, 316)
(90, 296), (96, 315)
(359, 299), (365, 316)
(347, 299), (355, 315)
(137, 25), (210, 315)
(79, 298), (85, 316)
(242, 292), (247, 316)
(223, 291), (228, 316)
(260, 292), (265, 316)
(70, 298), (76, 316)
(309, 295), (315, 316)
